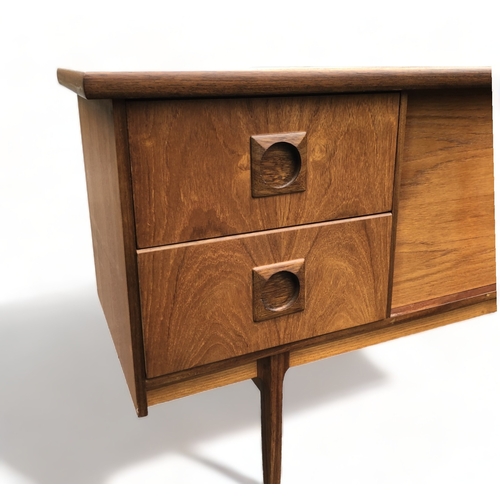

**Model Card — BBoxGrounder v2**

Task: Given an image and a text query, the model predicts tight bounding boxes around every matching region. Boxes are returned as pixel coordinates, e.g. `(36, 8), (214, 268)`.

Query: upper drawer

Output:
(127, 94), (400, 248)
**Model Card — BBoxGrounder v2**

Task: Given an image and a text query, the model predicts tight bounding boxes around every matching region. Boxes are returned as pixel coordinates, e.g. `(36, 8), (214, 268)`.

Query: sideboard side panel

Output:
(391, 89), (496, 310)
(78, 97), (147, 415)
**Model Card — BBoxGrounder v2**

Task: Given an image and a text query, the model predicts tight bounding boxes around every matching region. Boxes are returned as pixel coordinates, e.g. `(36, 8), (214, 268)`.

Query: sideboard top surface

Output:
(57, 67), (491, 100)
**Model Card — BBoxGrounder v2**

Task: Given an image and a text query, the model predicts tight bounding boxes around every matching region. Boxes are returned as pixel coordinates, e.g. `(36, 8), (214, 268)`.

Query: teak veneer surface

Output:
(145, 295), (496, 407)
(290, 297), (497, 367)
(138, 214), (392, 377)
(58, 67), (496, 483)
(392, 89), (496, 309)
(57, 67), (491, 99)
(78, 98), (147, 415)
(127, 94), (399, 247)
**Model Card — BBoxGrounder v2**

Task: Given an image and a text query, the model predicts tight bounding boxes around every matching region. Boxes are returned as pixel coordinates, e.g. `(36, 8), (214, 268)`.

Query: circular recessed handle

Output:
(252, 259), (305, 322)
(251, 132), (307, 198)
(260, 142), (302, 189)
(261, 270), (301, 312)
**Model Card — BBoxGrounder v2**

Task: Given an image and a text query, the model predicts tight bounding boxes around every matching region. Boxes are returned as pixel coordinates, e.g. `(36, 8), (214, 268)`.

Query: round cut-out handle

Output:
(261, 270), (301, 312)
(252, 259), (305, 322)
(260, 142), (302, 189)
(251, 132), (307, 198)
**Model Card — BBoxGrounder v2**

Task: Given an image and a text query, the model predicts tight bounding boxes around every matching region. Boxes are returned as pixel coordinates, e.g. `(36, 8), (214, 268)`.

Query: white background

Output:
(1, 0), (499, 491)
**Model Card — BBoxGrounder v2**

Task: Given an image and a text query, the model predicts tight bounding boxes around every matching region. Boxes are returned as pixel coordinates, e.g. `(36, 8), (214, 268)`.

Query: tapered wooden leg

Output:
(253, 352), (289, 484)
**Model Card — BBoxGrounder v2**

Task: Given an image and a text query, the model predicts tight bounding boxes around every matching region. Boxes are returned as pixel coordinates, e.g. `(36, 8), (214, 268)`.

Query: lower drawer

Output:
(138, 214), (392, 377)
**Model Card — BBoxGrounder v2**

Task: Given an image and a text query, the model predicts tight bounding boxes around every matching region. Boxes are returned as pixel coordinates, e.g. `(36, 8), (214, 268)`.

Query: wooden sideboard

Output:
(58, 68), (496, 483)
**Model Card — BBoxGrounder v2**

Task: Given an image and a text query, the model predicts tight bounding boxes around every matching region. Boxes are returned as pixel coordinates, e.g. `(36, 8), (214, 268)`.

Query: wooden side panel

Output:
(391, 89), (496, 309)
(127, 94), (399, 247)
(78, 98), (147, 415)
(138, 214), (392, 377)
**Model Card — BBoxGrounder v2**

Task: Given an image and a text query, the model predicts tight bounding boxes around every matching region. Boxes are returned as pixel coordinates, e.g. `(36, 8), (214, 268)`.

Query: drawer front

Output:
(127, 94), (399, 248)
(138, 214), (392, 377)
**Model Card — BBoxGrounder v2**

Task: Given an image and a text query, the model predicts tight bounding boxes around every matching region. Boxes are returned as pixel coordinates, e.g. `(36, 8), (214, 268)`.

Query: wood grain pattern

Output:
(145, 290), (495, 405)
(391, 284), (496, 316)
(127, 94), (399, 247)
(391, 89), (496, 309)
(63, 69), (496, 461)
(145, 285), (495, 391)
(147, 362), (257, 406)
(290, 298), (497, 367)
(58, 67), (491, 99)
(78, 98), (148, 416)
(255, 353), (289, 484)
(138, 214), (392, 377)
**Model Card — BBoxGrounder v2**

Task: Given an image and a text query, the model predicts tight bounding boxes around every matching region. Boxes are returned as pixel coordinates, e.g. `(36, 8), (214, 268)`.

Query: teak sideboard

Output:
(58, 67), (496, 483)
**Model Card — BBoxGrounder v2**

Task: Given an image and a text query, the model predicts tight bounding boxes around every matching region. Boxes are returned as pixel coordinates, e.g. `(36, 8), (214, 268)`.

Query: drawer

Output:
(127, 94), (400, 248)
(138, 213), (392, 377)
